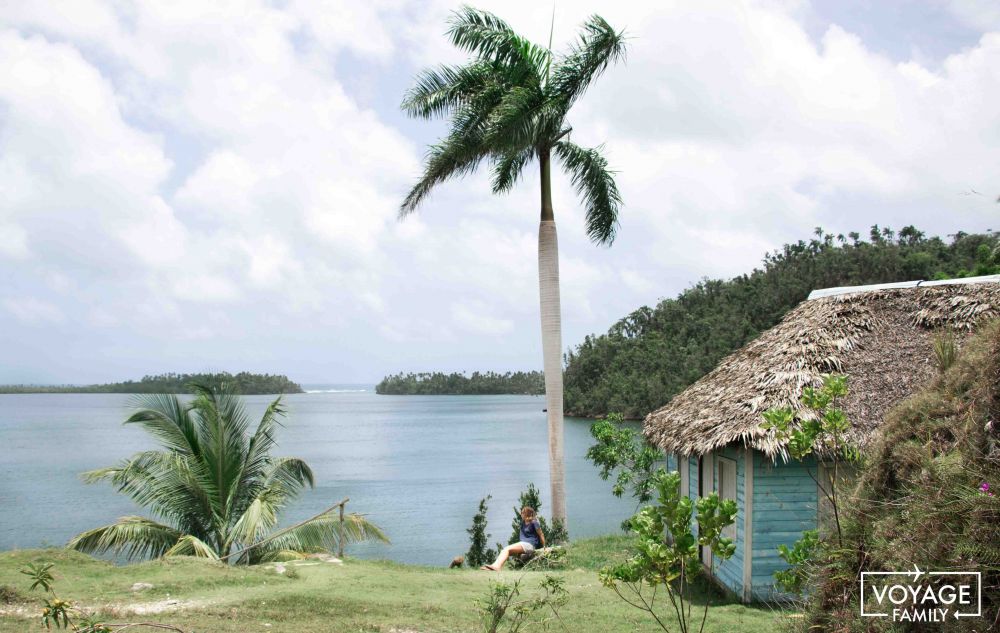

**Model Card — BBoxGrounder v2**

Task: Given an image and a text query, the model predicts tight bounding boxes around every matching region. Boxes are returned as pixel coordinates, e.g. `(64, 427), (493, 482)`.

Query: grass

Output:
(0, 537), (791, 632)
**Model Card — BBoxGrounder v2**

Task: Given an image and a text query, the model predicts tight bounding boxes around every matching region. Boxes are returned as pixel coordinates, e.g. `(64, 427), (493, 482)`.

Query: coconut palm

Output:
(400, 7), (627, 525)
(69, 384), (387, 563)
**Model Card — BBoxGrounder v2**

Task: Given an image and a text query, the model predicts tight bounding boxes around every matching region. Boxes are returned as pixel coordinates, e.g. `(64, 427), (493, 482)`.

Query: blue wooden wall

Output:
(749, 452), (818, 601)
(712, 445), (745, 596)
(673, 446), (819, 602)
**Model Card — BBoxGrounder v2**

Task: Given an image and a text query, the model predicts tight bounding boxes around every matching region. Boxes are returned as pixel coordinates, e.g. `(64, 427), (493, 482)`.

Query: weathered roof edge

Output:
(807, 274), (1000, 300)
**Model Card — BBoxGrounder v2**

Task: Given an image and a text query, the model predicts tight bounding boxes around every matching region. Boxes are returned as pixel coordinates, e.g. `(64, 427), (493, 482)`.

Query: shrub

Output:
(467, 496), (497, 568)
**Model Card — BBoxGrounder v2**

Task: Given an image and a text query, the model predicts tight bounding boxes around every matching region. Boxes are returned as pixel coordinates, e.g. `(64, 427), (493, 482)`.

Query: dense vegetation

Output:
(0, 372), (304, 395)
(564, 226), (1000, 418)
(375, 371), (544, 395)
(803, 321), (1000, 630)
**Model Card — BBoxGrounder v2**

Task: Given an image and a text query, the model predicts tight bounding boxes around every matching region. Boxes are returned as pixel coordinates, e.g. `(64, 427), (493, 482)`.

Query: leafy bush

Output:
(587, 413), (661, 505)
(803, 321), (1000, 630)
(600, 469), (737, 632)
(477, 574), (567, 633)
(467, 496), (497, 568)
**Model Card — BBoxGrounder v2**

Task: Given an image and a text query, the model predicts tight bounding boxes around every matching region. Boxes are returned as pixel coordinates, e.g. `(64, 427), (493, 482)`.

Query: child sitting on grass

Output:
(481, 506), (545, 571)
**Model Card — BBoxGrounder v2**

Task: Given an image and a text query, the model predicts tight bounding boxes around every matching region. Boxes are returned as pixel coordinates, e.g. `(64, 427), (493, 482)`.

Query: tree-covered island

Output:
(376, 371), (544, 395)
(0, 372), (304, 395)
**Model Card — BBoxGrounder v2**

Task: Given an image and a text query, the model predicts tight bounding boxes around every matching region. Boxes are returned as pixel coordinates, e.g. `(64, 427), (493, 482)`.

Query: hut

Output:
(642, 275), (1000, 603)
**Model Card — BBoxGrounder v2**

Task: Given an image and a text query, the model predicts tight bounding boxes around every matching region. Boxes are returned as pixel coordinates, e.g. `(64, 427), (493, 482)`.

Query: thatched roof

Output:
(643, 279), (1000, 459)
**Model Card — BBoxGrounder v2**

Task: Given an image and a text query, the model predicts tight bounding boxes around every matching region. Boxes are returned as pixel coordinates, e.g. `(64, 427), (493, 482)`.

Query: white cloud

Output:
(3, 297), (64, 324)
(451, 300), (515, 336)
(0, 1), (998, 383)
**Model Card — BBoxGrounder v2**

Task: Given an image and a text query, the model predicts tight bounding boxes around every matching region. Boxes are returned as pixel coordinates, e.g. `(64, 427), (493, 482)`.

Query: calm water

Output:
(0, 388), (637, 566)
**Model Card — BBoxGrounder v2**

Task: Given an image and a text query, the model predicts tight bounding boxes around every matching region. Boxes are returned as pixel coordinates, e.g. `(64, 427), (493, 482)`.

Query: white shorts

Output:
(516, 541), (536, 555)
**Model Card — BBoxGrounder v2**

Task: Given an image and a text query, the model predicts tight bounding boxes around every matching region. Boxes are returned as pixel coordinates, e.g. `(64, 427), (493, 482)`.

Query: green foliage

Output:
(477, 574), (568, 633)
(600, 469), (737, 633)
(376, 371), (544, 395)
(41, 597), (73, 629)
(586, 413), (661, 504)
(933, 330), (959, 373)
(564, 227), (1000, 418)
(21, 562), (55, 593)
(773, 530), (820, 596)
(69, 384), (386, 563)
(467, 496), (497, 568)
(803, 321), (1000, 631)
(400, 7), (627, 246)
(763, 374), (858, 550)
(0, 372), (303, 395)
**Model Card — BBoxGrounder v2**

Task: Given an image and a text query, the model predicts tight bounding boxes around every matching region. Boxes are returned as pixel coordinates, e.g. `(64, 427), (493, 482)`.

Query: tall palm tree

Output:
(400, 7), (627, 526)
(69, 385), (387, 563)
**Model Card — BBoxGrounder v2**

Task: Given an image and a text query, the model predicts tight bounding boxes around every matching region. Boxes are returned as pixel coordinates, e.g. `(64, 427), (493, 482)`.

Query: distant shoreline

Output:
(0, 371), (304, 395)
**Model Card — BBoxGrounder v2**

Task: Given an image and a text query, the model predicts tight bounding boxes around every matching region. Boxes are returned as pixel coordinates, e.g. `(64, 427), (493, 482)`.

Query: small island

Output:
(376, 371), (544, 395)
(0, 372), (304, 395)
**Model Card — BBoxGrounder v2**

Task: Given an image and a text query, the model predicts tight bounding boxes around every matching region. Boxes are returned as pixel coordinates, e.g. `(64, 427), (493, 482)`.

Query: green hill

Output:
(564, 226), (999, 418)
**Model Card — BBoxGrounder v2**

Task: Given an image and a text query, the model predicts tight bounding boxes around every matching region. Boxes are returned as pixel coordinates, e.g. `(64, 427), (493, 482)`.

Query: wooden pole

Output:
(338, 501), (345, 559)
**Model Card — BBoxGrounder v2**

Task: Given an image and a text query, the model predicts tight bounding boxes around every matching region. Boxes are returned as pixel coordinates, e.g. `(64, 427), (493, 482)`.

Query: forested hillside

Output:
(0, 372), (304, 395)
(376, 371), (544, 395)
(564, 226), (1000, 418)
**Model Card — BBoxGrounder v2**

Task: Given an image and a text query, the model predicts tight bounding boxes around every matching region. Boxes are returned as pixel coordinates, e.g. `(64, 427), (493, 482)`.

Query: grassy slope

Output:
(0, 537), (789, 632)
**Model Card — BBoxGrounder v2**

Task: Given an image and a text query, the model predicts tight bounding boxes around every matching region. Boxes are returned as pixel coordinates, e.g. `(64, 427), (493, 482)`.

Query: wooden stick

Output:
(219, 497), (350, 562)
(338, 502), (346, 559)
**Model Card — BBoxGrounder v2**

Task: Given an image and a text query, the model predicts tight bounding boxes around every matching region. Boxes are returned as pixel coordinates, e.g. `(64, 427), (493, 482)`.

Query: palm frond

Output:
(235, 397), (287, 500)
(549, 15), (627, 110)
(249, 512), (389, 564)
(124, 394), (200, 456)
(401, 62), (501, 119)
(164, 534), (220, 560)
(554, 141), (622, 244)
(491, 147), (534, 194)
(400, 133), (490, 215)
(447, 6), (549, 76)
(67, 516), (182, 561)
(190, 384), (250, 521)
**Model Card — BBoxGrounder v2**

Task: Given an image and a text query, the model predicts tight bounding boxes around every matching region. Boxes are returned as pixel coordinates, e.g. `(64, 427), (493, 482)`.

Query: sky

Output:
(1, 0), (998, 385)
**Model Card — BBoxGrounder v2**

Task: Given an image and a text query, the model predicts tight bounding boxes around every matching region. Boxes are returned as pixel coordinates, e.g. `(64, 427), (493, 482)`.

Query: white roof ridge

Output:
(807, 274), (1000, 300)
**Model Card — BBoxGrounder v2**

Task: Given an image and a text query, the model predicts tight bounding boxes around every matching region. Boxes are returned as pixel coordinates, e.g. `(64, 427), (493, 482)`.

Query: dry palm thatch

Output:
(643, 282), (1000, 460)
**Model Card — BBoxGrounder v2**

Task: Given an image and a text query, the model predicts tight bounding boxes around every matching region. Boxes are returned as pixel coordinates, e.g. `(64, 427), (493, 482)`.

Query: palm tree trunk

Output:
(538, 148), (567, 526)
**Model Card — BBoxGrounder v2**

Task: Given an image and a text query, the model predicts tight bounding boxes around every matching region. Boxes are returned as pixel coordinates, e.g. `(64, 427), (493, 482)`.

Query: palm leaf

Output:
(67, 516), (182, 561)
(447, 6), (550, 75)
(124, 394), (200, 456)
(554, 140), (622, 244)
(549, 15), (627, 110)
(491, 147), (534, 194)
(250, 512), (389, 564)
(164, 534), (220, 560)
(400, 133), (491, 215)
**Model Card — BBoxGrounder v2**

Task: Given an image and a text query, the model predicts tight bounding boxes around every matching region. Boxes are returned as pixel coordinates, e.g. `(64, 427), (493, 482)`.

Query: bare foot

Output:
(480, 565), (498, 571)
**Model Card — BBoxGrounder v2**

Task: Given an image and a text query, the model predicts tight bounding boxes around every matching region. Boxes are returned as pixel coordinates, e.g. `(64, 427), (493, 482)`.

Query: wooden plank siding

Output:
(749, 452), (819, 601)
(710, 445), (745, 598)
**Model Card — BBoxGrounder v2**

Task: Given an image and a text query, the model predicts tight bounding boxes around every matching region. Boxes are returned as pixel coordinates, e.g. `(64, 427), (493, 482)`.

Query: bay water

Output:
(0, 388), (638, 566)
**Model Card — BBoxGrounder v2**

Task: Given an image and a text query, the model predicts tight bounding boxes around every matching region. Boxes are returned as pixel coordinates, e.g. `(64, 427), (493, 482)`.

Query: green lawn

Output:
(0, 537), (791, 632)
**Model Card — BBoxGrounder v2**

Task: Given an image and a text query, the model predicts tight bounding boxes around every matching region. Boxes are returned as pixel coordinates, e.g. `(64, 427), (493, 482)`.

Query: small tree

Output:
(477, 574), (567, 633)
(467, 496), (497, 568)
(587, 413), (661, 508)
(600, 469), (737, 633)
(762, 373), (858, 548)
